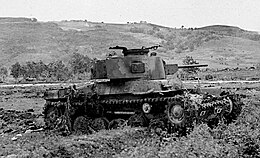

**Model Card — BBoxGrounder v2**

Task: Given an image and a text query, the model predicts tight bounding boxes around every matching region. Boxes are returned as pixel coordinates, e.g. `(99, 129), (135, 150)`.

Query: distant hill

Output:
(0, 17), (37, 23)
(198, 25), (260, 41)
(0, 17), (260, 69)
(0, 19), (162, 67)
(199, 25), (245, 32)
(169, 36), (260, 68)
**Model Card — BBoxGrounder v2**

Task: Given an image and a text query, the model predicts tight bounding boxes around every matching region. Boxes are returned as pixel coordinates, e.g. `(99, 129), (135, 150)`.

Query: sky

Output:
(0, 0), (260, 31)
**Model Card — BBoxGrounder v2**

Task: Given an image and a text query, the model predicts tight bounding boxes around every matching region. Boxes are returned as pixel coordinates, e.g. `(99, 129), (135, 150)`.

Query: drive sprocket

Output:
(44, 102), (61, 130)
(166, 96), (193, 128)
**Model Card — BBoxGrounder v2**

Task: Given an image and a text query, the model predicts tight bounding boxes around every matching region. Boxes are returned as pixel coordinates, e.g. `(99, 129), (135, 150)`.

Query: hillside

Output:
(168, 36), (260, 68)
(0, 18), (260, 69)
(0, 20), (158, 67)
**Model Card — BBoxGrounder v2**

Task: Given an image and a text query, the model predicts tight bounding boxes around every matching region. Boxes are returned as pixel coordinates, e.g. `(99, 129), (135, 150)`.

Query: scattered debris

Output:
(11, 137), (17, 141)
(16, 134), (22, 137)
(25, 129), (33, 134)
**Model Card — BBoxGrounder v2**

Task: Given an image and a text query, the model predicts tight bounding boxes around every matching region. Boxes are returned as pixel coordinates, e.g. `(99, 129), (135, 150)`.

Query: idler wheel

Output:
(223, 95), (243, 124)
(91, 117), (109, 131)
(108, 118), (126, 129)
(44, 106), (60, 130)
(73, 116), (93, 135)
(167, 103), (186, 127)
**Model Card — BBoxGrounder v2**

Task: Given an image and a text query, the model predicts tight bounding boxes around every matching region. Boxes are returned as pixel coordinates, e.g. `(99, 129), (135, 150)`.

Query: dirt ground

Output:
(0, 81), (260, 158)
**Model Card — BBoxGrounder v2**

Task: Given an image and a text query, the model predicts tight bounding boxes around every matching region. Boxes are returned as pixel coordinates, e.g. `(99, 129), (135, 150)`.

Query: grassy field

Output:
(0, 82), (259, 157)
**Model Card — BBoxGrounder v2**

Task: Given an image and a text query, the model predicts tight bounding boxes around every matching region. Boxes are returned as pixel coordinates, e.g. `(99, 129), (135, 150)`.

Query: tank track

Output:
(43, 92), (243, 135)
(43, 100), (73, 135)
(189, 93), (243, 126)
(100, 96), (179, 105)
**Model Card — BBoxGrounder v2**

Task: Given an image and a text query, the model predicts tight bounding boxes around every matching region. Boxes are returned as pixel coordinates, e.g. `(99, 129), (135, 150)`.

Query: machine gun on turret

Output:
(109, 45), (161, 56)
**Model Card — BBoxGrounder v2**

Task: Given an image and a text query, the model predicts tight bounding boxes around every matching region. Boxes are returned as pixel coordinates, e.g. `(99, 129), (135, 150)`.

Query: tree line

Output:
(0, 53), (200, 82)
(0, 53), (92, 82)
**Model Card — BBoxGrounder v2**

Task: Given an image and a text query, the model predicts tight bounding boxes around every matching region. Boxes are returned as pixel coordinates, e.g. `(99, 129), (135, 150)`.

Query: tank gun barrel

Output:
(178, 64), (208, 68)
(109, 46), (127, 52)
(165, 64), (208, 75)
(144, 45), (162, 50)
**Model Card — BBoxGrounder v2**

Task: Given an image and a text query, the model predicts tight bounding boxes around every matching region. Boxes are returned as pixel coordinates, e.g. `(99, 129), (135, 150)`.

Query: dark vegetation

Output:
(7, 52), (92, 82)
(117, 96), (260, 158)
(182, 56), (199, 72)
(177, 56), (201, 80)
(0, 67), (8, 82)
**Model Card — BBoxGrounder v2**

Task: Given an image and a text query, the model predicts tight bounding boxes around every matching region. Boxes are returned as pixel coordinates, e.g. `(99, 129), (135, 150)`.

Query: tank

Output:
(43, 45), (243, 135)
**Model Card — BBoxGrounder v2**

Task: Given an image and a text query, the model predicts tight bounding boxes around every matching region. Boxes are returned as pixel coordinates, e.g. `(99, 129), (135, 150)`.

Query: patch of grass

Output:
(115, 97), (260, 157)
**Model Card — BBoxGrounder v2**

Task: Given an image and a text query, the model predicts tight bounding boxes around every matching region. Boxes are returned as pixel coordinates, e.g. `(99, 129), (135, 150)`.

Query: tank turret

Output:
(91, 45), (166, 80)
(91, 45), (208, 80)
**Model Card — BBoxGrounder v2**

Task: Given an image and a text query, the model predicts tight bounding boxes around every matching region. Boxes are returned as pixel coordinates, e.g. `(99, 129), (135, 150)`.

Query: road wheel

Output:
(148, 118), (166, 135)
(73, 116), (93, 135)
(223, 95), (243, 124)
(91, 117), (109, 131)
(108, 118), (126, 129)
(128, 113), (148, 127)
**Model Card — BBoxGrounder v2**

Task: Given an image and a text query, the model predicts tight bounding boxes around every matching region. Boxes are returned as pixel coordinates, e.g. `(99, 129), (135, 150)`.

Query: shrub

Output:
(147, 29), (155, 35)
(155, 32), (165, 39)
(0, 67), (8, 81)
(130, 27), (145, 33)
(10, 62), (23, 79)
(182, 56), (199, 74)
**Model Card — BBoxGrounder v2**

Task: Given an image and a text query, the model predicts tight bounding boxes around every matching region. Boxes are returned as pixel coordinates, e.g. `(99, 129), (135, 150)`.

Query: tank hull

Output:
(43, 79), (243, 135)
